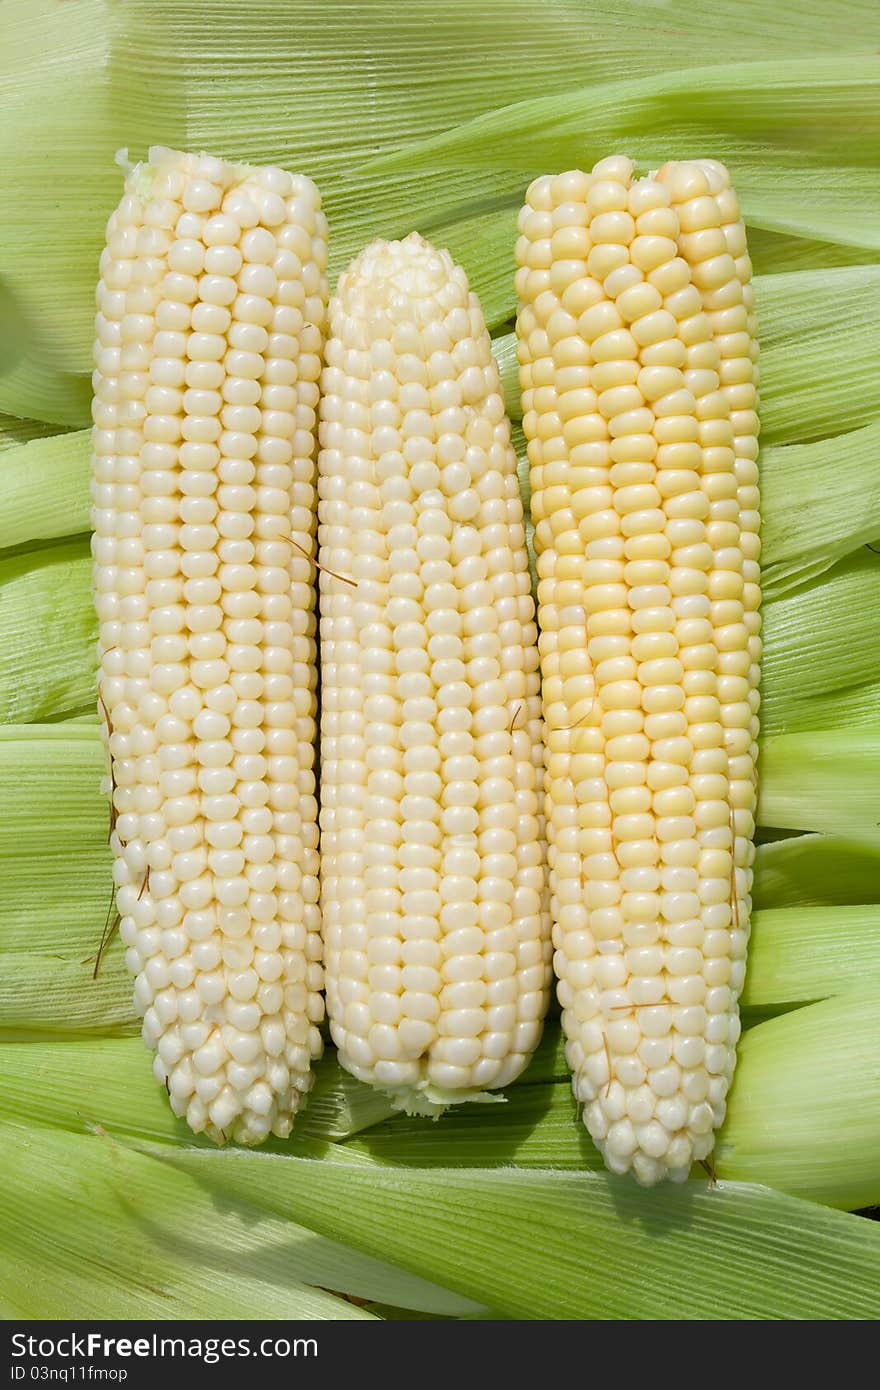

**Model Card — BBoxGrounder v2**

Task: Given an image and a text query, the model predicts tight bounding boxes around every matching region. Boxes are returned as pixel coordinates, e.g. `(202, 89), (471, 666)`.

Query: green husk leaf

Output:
(148, 1142), (880, 1319)
(0, 722), (127, 1036)
(757, 265), (880, 445)
(744, 226), (880, 275)
(760, 421), (880, 597)
(0, 542), (96, 721)
(0, 0), (115, 423)
(0, 357), (92, 431)
(300, 1057), (400, 1142)
(0, 414), (70, 452)
(367, 56), (880, 246)
(345, 1078), (596, 1172)
(761, 550), (880, 734)
(0, 430), (91, 551)
(741, 906), (880, 1008)
(753, 832), (880, 908)
(758, 728), (880, 834)
(0, 1120), (484, 1319)
(715, 988), (880, 1210)
(493, 333), (519, 420)
(370, 50), (880, 175)
(0, 954), (132, 1039)
(0, 1121), (371, 1319)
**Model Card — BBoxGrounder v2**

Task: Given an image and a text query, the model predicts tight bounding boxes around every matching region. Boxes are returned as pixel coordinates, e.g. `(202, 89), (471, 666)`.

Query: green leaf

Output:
(0, 1120), (485, 1318)
(0, 0), (117, 423)
(716, 988), (880, 1210)
(0, 414), (70, 452)
(745, 226), (880, 276)
(0, 724), (130, 1036)
(346, 1077), (595, 1172)
(0, 430), (91, 551)
(753, 832), (880, 908)
(758, 728), (880, 835)
(152, 1143), (880, 1318)
(757, 265), (880, 446)
(742, 906), (880, 1008)
(368, 55), (880, 248)
(0, 542), (96, 721)
(761, 551), (880, 734)
(0, 1121), (371, 1319)
(0, 954), (133, 1041)
(760, 421), (880, 598)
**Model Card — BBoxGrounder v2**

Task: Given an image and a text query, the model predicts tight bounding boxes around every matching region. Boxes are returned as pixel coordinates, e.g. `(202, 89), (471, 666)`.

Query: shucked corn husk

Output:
(1, 0), (880, 1322)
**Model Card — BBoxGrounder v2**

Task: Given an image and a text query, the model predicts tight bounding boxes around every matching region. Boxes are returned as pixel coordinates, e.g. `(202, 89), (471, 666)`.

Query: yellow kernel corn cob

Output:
(318, 233), (551, 1114)
(91, 146), (328, 1144)
(515, 156), (760, 1184)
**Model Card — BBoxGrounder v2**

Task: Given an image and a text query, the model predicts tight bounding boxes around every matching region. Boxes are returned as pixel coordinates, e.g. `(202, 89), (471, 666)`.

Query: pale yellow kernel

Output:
(631, 236), (678, 272)
(617, 281), (662, 323)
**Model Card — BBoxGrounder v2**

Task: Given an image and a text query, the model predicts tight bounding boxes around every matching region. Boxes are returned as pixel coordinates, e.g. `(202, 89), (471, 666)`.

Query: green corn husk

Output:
(3, 0), (880, 1325)
(741, 907), (880, 1009)
(761, 551), (880, 733)
(757, 266), (880, 445)
(0, 431), (90, 552)
(760, 422), (880, 598)
(146, 1143), (880, 1320)
(0, 1123), (366, 1320)
(753, 832), (880, 908)
(714, 988), (880, 1209)
(0, 1121), (483, 1318)
(0, 544), (96, 722)
(0, 414), (70, 451)
(758, 730), (880, 835)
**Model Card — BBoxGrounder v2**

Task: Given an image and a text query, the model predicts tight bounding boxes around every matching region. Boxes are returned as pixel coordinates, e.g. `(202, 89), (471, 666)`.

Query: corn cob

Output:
(516, 155), (760, 1184)
(91, 147), (328, 1144)
(318, 233), (550, 1113)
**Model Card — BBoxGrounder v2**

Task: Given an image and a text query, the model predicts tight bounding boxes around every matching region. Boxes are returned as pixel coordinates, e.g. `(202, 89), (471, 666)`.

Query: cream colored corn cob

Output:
(91, 147), (328, 1144)
(516, 156), (760, 1184)
(318, 233), (550, 1113)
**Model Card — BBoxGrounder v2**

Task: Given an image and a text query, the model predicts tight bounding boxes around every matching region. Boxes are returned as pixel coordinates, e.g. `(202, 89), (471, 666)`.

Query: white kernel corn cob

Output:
(318, 233), (551, 1114)
(516, 156), (760, 1184)
(91, 146), (328, 1144)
